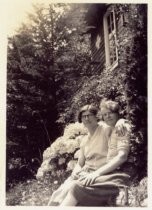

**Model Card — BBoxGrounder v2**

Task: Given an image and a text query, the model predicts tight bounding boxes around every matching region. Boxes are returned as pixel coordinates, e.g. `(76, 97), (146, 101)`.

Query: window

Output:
(103, 8), (118, 70)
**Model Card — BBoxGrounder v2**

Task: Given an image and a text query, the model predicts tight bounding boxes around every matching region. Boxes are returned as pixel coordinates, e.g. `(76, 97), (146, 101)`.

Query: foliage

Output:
(7, 3), (65, 183)
(6, 175), (147, 206)
(7, 3), (90, 184)
(128, 177), (147, 207)
(7, 3), (147, 195)
(6, 119), (147, 206)
(6, 177), (61, 206)
(36, 122), (87, 179)
(66, 4), (147, 181)
(116, 4), (147, 180)
(70, 70), (127, 119)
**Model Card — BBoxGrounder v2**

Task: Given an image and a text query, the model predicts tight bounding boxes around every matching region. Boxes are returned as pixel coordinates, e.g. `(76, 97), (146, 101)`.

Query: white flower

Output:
(8, 163), (14, 169)
(43, 147), (56, 160)
(64, 122), (87, 139)
(54, 180), (58, 184)
(58, 158), (66, 165)
(65, 140), (79, 153)
(36, 169), (44, 179)
(36, 122), (88, 178)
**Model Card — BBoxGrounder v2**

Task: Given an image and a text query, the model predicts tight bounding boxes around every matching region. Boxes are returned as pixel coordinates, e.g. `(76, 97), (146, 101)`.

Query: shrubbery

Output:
(33, 121), (147, 207)
(67, 4), (147, 181)
(36, 122), (87, 180)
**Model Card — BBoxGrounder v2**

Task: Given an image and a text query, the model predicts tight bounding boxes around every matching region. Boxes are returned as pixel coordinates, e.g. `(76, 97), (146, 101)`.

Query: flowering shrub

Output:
(128, 177), (147, 207)
(36, 122), (87, 179)
(63, 122), (87, 139)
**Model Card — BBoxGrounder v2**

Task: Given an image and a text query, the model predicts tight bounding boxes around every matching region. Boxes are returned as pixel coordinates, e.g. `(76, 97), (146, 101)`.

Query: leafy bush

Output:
(67, 4), (147, 181)
(6, 156), (38, 190)
(128, 177), (147, 207)
(6, 177), (61, 206)
(36, 122), (87, 179)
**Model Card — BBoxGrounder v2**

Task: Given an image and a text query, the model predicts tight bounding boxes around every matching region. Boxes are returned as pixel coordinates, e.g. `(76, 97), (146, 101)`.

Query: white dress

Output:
(48, 124), (110, 205)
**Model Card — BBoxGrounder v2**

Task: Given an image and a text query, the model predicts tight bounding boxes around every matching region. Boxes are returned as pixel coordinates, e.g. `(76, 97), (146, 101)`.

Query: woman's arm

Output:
(99, 118), (131, 136)
(115, 119), (131, 136)
(71, 149), (85, 179)
(79, 149), (128, 186)
(79, 121), (131, 186)
(99, 122), (131, 175)
(96, 149), (128, 175)
(79, 126), (130, 186)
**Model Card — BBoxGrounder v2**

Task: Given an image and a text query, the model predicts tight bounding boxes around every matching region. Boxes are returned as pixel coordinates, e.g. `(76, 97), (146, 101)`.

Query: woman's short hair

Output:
(100, 99), (120, 114)
(78, 104), (98, 123)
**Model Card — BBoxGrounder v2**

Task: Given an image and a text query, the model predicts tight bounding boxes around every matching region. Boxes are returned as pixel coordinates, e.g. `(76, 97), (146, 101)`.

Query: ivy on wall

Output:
(68, 4), (147, 181)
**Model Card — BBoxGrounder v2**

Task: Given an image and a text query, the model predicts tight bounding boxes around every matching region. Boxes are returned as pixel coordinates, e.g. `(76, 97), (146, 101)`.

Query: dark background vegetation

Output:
(6, 3), (147, 193)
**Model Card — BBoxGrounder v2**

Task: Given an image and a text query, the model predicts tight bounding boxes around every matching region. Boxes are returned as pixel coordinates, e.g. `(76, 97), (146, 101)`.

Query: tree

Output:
(7, 3), (91, 184)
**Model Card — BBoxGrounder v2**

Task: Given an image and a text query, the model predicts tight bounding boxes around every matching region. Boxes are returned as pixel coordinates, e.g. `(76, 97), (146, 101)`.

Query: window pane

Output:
(110, 12), (114, 22)
(107, 15), (110, 27)
(111, 12), (114, 31)
(111, 21), (114, 31)
(108, 26), (111, 34)
(104, 9), (118, 69)
(107, 12), (115, 34)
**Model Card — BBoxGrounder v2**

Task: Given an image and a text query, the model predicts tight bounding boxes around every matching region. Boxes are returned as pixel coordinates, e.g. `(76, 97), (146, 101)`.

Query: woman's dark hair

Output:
(78, 104), (98, 123)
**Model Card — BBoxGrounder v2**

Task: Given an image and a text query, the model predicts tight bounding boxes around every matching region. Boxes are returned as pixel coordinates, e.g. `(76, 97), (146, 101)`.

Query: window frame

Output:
(103, 8), (118, 70)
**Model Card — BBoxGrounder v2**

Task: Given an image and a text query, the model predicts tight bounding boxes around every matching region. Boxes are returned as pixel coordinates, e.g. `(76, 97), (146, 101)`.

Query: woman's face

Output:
(81, 111), (97, 128)
(101, 108), (119, 127)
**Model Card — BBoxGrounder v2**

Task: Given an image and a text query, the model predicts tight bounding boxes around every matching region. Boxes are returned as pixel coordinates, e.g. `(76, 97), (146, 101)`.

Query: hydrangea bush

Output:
(36, 122), (87, 180)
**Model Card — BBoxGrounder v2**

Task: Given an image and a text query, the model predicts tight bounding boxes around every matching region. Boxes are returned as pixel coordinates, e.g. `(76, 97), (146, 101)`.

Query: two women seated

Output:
(48, 99), (131, 206)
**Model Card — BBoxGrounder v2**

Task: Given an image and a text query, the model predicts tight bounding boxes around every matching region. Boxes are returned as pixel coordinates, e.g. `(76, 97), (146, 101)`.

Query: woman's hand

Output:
(78, 171), (100, 186)
(71, 170), (81, 180)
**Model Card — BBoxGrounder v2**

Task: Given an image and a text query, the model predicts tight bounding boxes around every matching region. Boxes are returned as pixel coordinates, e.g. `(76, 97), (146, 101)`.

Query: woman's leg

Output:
(60, 191), (78, 206)
(48, 177), (77, 205)
(60, 182), (79, 206)
(60, 182), (120, 206)
(47, 189), (61, 206)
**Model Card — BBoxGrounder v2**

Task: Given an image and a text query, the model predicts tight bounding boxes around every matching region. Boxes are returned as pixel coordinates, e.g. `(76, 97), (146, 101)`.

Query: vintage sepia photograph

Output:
(0, 0), (149, 208)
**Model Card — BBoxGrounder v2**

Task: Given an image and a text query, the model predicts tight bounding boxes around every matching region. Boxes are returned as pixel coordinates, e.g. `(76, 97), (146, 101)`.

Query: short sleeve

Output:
(117, 132), (130, 154)
(115, 119), (131, 152)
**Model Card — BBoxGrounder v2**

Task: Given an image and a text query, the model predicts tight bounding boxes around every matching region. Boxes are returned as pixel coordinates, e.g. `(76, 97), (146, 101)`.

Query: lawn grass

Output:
(6, 177), (60, 206)
(6, 175), (147, 207)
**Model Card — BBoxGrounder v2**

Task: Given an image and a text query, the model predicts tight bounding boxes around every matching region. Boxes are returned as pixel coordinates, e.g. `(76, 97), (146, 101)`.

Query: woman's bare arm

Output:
(79, 149), (128, 186)
(71, 149), (85, 179)
(96, 149), (128, 176)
